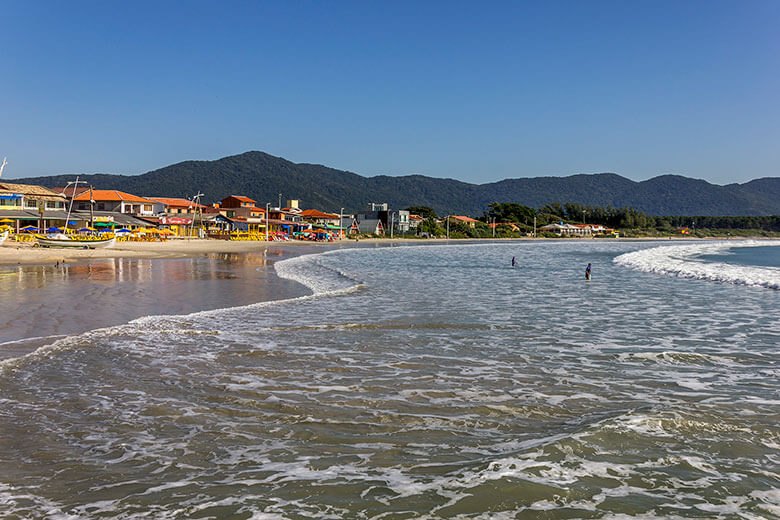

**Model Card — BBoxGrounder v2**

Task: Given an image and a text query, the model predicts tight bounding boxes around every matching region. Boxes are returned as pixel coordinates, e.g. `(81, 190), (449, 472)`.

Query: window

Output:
(25, 199), (38, 208)
(46, 201), (57, 209)
(143, 205), (152, 212)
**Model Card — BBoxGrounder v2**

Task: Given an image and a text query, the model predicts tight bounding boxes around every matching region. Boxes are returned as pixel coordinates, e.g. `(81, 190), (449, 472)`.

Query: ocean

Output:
(0, 240), (778, 519)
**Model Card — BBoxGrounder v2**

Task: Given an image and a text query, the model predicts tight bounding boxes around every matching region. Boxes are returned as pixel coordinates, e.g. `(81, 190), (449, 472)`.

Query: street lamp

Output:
(339, 207), (344, 239)
(446, 215), (450, 240)
(265, 202), (270, 241)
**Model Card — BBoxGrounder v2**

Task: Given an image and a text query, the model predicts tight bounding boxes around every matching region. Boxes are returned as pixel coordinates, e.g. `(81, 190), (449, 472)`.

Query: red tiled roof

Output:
(226, 195), (256, 203)
(149, 197), (207, 209)
(53, 186), (90, 197)
(300, 209), (339, 218)
(73, 190), (157, 204)
(451, 215), (479, 223)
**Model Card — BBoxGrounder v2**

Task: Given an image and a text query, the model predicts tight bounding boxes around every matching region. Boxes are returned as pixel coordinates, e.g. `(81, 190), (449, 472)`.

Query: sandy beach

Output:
(0, 238), (328, 266)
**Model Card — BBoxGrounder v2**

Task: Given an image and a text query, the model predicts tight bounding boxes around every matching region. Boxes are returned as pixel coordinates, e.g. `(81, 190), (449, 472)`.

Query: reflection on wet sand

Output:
(0, 249), (311, 358)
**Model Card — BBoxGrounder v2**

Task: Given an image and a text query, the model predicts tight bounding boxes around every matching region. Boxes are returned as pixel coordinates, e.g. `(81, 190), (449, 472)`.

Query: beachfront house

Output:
(354, 203), (410, 235)
(0, 182), (68, 231)
(448, 215), (479, 229)
(149, 197), (208, 215)
(72, 190), (157, 216)
(539, 223), (591, 236)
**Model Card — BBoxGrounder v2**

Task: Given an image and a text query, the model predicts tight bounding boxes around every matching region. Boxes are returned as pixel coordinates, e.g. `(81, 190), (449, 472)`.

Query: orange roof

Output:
(149, 197), (207, 209)
(300, 209), (339, 219)
(73, 190), (157, 204)
(227, 195), (256, 203)
(451, 215), (479, 223)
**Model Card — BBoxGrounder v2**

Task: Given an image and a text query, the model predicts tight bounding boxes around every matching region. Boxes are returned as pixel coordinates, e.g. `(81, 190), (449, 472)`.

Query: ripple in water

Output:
(0, 240), (777, 518)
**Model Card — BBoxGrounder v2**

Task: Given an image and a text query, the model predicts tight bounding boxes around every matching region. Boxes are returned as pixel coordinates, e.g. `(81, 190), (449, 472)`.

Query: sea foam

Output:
(613, 241), (780, 289)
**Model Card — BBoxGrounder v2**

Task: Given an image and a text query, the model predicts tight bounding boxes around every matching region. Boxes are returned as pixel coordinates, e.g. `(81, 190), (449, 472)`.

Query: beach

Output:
(0, 238), (327, 266)
(0, 237), (432, 360)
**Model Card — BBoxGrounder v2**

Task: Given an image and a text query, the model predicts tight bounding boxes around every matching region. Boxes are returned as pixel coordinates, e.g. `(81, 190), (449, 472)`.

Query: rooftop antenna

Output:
(0, 157), (7, 178)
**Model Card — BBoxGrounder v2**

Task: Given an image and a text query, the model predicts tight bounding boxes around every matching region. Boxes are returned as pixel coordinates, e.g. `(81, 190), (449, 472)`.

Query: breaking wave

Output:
(613, 241), (780, 289)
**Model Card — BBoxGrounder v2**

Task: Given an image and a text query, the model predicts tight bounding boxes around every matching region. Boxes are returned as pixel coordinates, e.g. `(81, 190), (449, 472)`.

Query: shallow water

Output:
(0, 240), (777, 518)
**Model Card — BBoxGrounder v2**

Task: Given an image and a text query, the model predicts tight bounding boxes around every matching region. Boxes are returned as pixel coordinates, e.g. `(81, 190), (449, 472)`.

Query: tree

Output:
(405, 206), (438, 220)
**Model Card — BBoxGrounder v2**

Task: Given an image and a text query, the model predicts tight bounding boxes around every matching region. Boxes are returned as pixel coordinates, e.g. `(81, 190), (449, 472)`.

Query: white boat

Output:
(35, 234), (116, 249)
(0, 229), (8, 244)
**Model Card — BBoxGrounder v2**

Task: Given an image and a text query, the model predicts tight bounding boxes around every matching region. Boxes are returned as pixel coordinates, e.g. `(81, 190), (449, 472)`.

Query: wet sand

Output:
(0, 238), (435, 360)
(0, 245), (323, 360)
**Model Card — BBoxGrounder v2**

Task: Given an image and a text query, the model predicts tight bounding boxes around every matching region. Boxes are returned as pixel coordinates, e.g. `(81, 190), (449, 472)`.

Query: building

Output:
(0, 182), (69, 231)
(409, 214), (424, 230)
(539, 223), (591, 236)
(354, 203), (410, 235)
(219, 195), (257, 209)
(149, 197), (207, 215)
(448, 215), (479, 229)
(72, 190), (157, 216)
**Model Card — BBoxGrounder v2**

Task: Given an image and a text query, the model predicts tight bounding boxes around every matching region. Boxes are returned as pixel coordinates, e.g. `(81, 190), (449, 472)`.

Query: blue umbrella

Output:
(68, 220), (78, 225)
(46, 227), (63, 233)
(20, 226), (38, 232)
(77, 227), (94, 232)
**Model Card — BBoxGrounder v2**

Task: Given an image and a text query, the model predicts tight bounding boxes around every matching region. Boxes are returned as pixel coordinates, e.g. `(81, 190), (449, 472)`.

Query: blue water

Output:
(700, 244), (780, 268)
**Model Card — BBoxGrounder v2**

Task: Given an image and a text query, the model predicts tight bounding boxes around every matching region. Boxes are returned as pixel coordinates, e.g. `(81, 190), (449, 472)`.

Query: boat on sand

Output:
(35, 233), (116, 249)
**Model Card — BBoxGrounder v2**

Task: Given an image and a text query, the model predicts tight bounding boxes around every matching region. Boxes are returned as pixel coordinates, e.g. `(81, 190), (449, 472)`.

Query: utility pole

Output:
(582, 209), (586, 225)
(339, 207), (344, 239)
(265, 202), (270, 241)
(390, 212), (395, 239)
(492, 217), (495, 238)
(533, 216), (537, 238)
(278, 193), (282, 209)
(446, 215), (450, 240)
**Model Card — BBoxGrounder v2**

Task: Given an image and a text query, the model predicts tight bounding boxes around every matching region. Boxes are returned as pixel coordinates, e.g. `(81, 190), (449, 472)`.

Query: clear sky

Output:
(2, 0), (779, 185)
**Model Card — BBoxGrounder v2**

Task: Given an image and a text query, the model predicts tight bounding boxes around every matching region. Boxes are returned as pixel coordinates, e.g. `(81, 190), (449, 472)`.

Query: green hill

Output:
(12, 151), (780, 216)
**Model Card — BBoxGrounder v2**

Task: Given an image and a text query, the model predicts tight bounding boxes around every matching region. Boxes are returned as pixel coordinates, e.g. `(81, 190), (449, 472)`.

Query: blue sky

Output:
(2, 0), (779, 184)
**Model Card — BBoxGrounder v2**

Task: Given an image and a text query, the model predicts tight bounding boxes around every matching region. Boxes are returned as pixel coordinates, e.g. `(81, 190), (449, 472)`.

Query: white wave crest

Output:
(613, 241), (780, 289)
(273, 251), (361, 295)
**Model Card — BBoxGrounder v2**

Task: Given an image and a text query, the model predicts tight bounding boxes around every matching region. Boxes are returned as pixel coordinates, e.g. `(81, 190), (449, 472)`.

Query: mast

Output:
(63, 176), (79, 234)
(89, 185), (94, 225)
(0, 157), (7, 178)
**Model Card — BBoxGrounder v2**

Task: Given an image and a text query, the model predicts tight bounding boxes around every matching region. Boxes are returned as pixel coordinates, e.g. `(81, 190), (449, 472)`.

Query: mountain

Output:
(11, 151), (780, 216)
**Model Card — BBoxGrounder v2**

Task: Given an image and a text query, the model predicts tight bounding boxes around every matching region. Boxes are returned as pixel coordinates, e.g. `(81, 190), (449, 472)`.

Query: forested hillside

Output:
(13, 151), (780, 216)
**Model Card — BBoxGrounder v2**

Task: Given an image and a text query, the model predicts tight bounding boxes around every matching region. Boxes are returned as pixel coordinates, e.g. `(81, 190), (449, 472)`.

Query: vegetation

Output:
(12, 150), (780, 216)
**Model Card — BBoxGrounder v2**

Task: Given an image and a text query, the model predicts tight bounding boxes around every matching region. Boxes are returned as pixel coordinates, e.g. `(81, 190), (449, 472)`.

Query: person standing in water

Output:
(585, 263), (592, 280)
(512, 256), (516, 267)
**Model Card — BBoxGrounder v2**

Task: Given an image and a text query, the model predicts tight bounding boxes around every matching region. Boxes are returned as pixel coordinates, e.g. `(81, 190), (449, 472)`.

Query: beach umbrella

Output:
(159, 229), (174, 235)
(46, 227), (63, 233)
(76, 227), (94, 232)
(20, 226), (38, 232)
(68, 220), (78, 225)
(0, 218), (14, 223)
(115, 228), (131, 234)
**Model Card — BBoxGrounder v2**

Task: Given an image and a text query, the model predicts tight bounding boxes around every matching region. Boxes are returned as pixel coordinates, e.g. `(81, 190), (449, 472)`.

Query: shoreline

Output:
(0, 235), (767, 267)
(1, 236), (775, 362)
